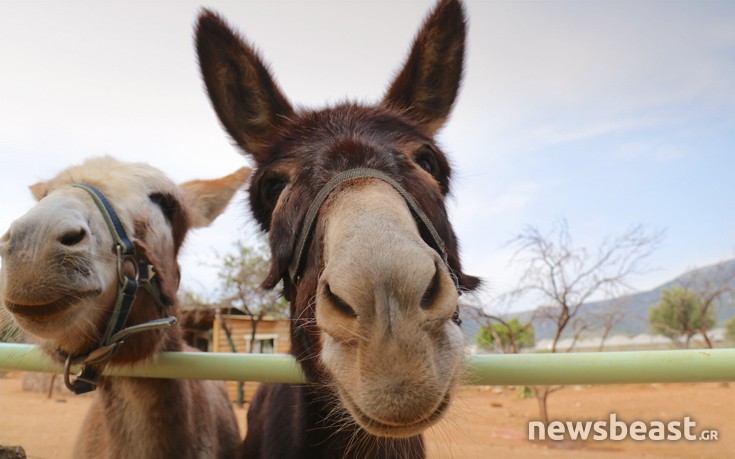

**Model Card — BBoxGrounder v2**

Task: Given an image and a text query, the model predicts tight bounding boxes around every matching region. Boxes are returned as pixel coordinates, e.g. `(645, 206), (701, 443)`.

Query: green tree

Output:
(726, 316), (735, 344)
(476, 317), (535, 353)
(211, 237), (289, 406)
(649, 286), (715, 348)
(218, 237), (289, 351)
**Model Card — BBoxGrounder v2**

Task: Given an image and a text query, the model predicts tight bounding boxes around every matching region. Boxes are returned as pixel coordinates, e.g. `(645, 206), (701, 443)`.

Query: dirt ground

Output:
(0, 372), (732, 458)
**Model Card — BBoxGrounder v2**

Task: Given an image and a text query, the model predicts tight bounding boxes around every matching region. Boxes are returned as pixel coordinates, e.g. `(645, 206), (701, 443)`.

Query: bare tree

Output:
(589, 298), (629, 351)
(506, 219), (662, 423)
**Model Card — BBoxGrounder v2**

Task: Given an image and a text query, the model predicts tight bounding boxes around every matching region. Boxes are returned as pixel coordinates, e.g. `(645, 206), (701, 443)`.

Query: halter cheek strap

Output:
(59, 184), (176, 394)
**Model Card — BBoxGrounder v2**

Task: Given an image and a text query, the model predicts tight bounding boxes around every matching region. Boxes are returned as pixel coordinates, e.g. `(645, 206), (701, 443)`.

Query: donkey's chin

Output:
(336, 383), (452, 438)
(3, 291), (99, 338)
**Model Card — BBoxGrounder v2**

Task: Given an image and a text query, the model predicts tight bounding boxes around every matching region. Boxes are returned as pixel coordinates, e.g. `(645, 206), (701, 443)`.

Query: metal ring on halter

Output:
(63, 354), (81, 392)
(116, 244), (139, 285)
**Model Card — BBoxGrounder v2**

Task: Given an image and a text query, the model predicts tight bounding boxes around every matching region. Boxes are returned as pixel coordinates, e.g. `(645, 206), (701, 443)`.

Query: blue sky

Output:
(1, 1), (733, 311)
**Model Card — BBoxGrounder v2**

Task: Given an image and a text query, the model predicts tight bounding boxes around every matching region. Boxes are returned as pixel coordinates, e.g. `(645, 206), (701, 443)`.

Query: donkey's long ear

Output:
(382, 0), (466, 135)
(196, 10), (294, 163)
(180, 167), (251, 228)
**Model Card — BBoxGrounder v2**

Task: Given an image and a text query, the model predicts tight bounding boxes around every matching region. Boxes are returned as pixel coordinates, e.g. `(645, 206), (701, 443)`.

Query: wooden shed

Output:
(179, 307), (291, 403)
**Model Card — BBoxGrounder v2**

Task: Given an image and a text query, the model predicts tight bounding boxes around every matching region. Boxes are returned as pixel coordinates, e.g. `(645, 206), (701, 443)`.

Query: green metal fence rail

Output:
(1, 343), (734, 385)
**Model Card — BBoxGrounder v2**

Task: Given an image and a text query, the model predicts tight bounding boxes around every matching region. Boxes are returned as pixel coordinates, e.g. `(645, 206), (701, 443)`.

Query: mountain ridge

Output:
(464, 258), (735, 342)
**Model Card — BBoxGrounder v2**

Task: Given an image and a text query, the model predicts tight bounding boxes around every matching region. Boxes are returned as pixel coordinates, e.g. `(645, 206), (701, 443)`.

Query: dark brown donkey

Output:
(196, 0), (480, 457)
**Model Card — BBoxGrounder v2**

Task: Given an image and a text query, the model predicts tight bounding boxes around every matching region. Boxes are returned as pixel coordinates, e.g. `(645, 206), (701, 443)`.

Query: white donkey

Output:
(0, 156), (248, 458)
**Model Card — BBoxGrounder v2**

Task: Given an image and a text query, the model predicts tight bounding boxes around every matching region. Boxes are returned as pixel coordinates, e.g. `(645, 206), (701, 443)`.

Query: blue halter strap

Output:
(60, 183), (176, 394)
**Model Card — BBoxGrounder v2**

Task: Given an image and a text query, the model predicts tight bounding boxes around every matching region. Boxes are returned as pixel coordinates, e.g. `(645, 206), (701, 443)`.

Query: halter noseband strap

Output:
(287, 167), (462, 326)
(290, 168), (452, 283)
(60, 184), (176, 394)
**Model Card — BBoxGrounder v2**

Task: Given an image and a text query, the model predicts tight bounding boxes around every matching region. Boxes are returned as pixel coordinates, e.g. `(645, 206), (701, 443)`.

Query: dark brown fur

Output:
(196, 1), (479, 457)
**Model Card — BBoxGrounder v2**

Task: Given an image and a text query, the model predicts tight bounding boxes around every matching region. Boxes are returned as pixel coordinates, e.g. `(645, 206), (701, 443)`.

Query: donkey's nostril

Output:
(325, 283), (358, 318)
(420, 266), (441, 310)
(58, 228), (87, 246)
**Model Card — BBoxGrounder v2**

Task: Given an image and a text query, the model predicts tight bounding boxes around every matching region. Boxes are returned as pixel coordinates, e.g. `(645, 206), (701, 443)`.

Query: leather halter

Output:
(286, 168), (462, 326)
(59, 183), (176, 394)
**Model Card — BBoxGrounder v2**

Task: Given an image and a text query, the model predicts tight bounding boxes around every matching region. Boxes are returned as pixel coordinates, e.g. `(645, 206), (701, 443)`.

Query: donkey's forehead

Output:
(268, 105), (433, 159)
(40, 157), (179, 200)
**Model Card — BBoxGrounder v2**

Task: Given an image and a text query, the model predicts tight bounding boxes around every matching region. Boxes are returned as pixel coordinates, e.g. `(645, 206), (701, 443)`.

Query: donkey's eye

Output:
(149, 193), (177, 223)
(414, 149), (439, 176)
(261, 176), (288, 204)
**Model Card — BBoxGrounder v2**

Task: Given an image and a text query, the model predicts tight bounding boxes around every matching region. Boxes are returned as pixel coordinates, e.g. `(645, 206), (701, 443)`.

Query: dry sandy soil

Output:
(0, 372), (732, 458)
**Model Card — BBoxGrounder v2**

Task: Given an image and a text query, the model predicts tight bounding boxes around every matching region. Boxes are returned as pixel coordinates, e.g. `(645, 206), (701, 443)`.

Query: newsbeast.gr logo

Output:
(529, 414), (719, 441)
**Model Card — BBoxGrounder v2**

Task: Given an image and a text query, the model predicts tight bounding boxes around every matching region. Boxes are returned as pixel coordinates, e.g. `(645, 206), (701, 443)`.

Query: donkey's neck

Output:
(244, 383), (425, 459)
(73, 336), (213, 458)
(94, 375), (193, 455)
